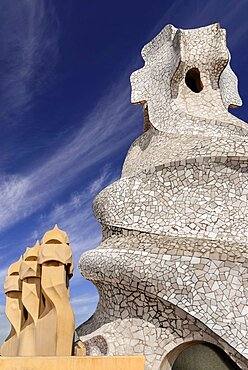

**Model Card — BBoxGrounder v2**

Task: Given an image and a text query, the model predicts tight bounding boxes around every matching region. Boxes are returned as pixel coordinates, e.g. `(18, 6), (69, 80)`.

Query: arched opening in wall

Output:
(185, 68), (203, 93)
(161, 342), (241, 370)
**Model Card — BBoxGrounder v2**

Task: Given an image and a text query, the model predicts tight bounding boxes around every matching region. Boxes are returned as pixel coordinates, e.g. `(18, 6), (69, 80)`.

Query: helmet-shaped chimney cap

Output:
(23, 240), (40, 261)
(7, 256), (22, 276)
(41, 224), (69, 245)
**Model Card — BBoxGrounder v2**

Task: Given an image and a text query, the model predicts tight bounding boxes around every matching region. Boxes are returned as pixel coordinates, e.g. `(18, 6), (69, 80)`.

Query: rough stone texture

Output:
(77, 23), (248, 369)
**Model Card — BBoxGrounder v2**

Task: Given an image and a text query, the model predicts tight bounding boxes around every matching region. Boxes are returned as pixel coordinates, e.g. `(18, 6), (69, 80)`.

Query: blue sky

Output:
(0, 0), (248, 343)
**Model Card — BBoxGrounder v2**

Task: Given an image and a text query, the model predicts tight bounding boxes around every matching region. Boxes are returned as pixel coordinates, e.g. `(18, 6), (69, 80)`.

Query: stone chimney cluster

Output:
(1, 225), (75, 357)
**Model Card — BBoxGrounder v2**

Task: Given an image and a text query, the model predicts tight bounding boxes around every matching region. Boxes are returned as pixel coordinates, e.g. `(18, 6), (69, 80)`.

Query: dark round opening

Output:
(172, 343), (241, 370)
(185, 68), (203, 93)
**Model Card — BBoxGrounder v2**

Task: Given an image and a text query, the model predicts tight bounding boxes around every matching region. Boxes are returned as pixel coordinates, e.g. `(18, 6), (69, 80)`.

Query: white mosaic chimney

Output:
(77, 24), (248, 370)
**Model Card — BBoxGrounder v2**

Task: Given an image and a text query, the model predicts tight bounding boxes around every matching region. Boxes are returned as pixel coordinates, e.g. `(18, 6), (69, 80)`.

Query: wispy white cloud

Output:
(147, 0), (248, 51)
(71, 291), (99, 327)
(71, 292), (99, 316)
(0, 77), (141, 233)
(0, 303), (5, 316)
(31, 164), (117, 249)
(0, 0), (59, 123)
(0, 317), (10, 346)
(0, 175), (29, 229)
(88, 164), (114, 196)
(0, 267), (8, 288)
(0, 0), (142, 231)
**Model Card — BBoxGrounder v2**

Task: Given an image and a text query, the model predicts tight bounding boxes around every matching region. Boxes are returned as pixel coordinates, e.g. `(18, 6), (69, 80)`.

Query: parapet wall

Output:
(0, 356), (145, 370)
